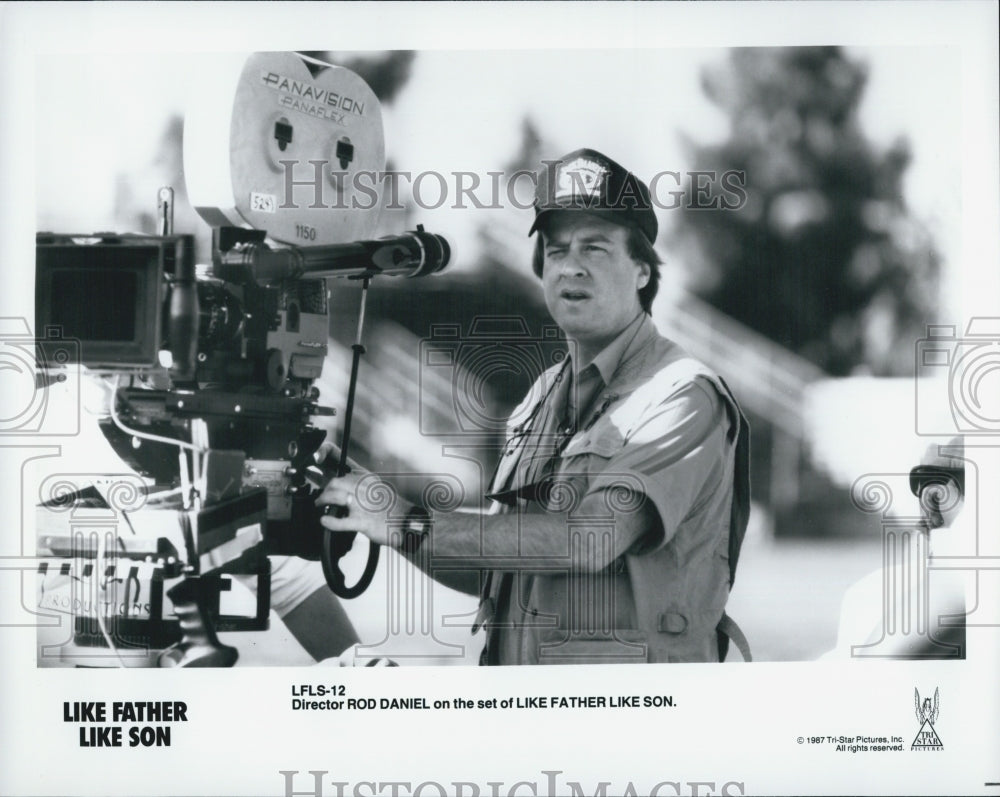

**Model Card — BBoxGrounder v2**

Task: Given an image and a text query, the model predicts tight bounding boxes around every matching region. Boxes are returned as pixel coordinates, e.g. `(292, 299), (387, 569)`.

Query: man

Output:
(319, 149), (750, 664)
(908, 437), (966, 534)
(824, 436), (968, 659)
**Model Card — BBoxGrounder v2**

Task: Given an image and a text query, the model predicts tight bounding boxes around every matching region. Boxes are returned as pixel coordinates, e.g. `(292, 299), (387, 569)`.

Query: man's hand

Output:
(311, 442), (370, 476)
(314, 471), (406, 548)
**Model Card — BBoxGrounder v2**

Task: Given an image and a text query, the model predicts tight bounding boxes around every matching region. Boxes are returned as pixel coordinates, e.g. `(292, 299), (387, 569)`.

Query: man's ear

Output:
(636, 260), (651, 289)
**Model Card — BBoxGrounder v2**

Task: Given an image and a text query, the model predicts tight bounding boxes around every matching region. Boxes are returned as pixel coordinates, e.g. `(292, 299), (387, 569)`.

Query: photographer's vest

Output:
(476, 328), (751, 665)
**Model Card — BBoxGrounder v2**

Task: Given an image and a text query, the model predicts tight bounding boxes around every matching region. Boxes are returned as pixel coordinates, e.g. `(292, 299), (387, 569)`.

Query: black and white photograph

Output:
(1, 2), (998, 796)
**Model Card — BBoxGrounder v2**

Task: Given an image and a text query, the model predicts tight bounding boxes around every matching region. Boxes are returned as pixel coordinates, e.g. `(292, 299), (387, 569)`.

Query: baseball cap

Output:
(909, 436), (965, 498)
(528, 148), (657, 244)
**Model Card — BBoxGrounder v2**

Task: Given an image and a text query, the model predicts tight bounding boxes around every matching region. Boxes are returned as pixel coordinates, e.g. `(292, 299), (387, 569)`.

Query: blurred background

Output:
(34, 46), (972, 663)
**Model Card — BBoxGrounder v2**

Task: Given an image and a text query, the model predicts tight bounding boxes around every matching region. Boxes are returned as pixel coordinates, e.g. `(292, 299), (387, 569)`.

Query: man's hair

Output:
(532, 223), (662, 314)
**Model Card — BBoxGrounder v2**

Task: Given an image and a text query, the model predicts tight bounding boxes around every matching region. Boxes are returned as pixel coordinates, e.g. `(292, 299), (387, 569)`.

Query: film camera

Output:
(34, 52), (451, 666)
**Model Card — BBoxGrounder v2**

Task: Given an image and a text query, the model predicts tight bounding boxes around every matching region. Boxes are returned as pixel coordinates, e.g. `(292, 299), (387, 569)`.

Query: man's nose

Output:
(560, 249), (587, 277)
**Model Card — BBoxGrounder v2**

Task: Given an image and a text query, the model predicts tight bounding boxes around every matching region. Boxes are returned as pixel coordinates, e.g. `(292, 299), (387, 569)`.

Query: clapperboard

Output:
(35, 477), (269, 656)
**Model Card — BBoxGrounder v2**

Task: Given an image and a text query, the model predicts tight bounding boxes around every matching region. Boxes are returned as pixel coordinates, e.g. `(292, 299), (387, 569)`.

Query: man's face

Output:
(919, 477), (964, 530)
(539, 212), (649, 356)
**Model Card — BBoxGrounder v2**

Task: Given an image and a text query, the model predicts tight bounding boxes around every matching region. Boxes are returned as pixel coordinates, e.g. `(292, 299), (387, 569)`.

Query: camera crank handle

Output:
(157, 575), (238, 668)
(320, 484), (380, 599)
(321, 525), (381, 600)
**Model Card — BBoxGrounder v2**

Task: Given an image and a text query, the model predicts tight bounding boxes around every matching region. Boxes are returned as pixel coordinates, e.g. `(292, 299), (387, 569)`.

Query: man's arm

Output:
(395, 549), (483, 597)
(319, 378), (728, 575)
(402, 492), (662, 573)
(322, 479), (662, 575)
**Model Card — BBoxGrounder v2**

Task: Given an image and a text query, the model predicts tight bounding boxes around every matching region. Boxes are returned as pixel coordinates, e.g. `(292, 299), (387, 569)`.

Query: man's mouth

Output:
(559, 288), (591, 302)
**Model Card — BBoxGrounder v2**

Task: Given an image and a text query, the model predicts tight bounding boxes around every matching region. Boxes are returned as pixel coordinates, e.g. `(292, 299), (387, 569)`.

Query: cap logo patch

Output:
(554, 157), (608, 201)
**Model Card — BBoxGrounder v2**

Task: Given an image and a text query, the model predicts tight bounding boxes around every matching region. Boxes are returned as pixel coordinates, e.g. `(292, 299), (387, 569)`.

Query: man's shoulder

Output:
(614, 333), (746, 439)
(626, 334), (721, 397)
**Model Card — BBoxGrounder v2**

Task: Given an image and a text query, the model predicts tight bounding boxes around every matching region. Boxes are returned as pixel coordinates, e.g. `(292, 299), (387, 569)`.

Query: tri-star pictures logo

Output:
(911, 687), (943, 751)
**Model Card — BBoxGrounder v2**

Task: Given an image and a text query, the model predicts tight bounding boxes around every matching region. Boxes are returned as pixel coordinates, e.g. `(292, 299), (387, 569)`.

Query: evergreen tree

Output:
(308, 51), (417, 104)
(673, 47), (939, 376)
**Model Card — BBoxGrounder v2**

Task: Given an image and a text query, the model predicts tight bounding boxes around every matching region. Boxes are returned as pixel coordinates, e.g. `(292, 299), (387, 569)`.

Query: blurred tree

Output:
(504, 116), (545, 173)
(672, 47), (939, 376)
(307, 51), (417, 105)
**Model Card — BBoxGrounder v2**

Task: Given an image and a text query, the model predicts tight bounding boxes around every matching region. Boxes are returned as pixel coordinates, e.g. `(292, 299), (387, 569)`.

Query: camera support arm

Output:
(321, 276), (380, 599)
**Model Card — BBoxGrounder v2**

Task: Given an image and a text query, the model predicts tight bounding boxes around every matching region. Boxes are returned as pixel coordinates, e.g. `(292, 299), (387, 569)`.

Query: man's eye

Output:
(546, 249), (566, 258)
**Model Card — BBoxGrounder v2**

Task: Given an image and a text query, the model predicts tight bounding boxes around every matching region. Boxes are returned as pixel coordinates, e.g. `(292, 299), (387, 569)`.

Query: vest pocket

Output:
(657, 609), (689, 634)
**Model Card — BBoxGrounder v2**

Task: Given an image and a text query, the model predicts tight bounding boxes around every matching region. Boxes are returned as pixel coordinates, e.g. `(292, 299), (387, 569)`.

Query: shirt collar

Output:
(572, 312), (655, 385)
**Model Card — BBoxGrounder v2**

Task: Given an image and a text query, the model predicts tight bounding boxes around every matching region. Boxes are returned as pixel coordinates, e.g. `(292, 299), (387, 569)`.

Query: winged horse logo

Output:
(915, 687), (940, 726)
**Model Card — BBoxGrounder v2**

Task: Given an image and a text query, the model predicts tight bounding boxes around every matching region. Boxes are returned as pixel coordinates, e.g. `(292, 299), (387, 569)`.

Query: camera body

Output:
(32, 52), (452, 665)
(35, 230), (329, 390)
(36, 229), (336, 529)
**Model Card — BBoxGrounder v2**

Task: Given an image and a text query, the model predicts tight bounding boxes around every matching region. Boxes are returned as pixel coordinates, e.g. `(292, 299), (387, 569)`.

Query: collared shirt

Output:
(490, 313), (646, 506)
(481, 314), (748, 665)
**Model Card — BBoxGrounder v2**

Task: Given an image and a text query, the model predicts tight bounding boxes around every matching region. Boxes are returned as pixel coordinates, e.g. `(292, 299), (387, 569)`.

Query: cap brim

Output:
(908, 465), (964, 497)
(528, 205), (644, 238)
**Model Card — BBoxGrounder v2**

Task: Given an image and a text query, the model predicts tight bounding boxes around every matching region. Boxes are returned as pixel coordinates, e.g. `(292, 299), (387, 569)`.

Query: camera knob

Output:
(265, 348), (287, 390)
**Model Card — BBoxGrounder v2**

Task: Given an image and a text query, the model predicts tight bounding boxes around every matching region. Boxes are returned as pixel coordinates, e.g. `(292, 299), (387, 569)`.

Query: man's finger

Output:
(315, 443), (353, 472)
(314, 442), (338, 463)
(316, 475), (358, 500)
(319, 515), (358, 532)
(315, 482), (356, 504)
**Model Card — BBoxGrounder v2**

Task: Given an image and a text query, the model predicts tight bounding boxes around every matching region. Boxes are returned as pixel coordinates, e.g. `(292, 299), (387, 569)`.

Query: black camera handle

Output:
(321, 276), (381, 599)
